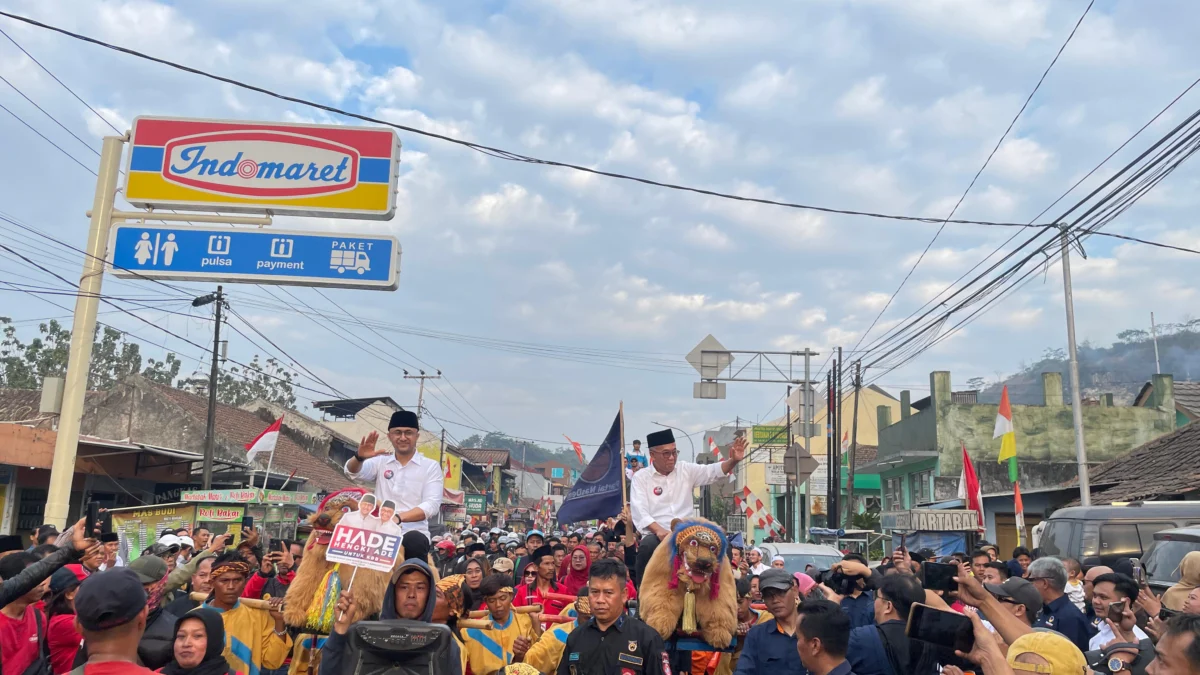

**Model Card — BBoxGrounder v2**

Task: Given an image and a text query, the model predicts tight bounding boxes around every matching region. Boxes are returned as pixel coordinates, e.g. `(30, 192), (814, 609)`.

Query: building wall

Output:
(875, 371), (1177, 510)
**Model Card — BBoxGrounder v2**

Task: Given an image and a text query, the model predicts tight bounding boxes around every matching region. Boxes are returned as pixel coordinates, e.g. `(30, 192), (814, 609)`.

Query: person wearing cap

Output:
(344, 409), (443, 545)
(122, 555), (180, 670)
(984, 576), (1042, 632)
(514, 545), (568, 619)
(199, 552), (290, 675)
(630, 429), (746, 585)
(769, 555), (785, 570)
(732, 568), (804, 675)
(435, 540), (459, 578)
(72, 567), (158, 675)
(46, 564), (88, 674)
(323, 558), (462, 675)
(461, 574), (537, 675)
(492, 556), (516, 582)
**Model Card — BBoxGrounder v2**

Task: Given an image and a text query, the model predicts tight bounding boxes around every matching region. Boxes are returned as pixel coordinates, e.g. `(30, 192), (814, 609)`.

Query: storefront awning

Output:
(442, 487), (464, 505)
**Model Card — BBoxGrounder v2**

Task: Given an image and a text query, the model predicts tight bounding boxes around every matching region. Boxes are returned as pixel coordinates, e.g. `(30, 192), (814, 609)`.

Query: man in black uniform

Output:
(557, 558), (667, 675)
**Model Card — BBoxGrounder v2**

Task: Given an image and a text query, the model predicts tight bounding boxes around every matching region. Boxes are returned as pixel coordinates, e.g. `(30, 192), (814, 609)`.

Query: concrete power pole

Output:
(1060, 228), (1091, 506)
(846, 361), (862, 528)
(403, 370), (441, 418)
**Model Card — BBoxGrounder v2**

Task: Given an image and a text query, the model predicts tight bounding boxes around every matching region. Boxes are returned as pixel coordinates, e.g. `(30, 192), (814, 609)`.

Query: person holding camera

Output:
(826, 555), (875, 629)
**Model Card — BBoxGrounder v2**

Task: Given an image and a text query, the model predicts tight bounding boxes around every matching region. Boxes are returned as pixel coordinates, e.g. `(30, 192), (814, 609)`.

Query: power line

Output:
(1089, 231), (1200, 256)
(849, 0), (1095, 358)
(0, 9), (1052, 231)
(0, 100), (96, 175)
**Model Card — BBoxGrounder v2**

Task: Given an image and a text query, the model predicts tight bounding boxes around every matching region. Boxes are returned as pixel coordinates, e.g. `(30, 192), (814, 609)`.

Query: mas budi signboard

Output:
(124, 117), (401, 219)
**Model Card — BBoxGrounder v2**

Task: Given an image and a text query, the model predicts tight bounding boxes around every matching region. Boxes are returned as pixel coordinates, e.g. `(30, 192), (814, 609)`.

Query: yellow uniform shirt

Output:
(461, 611), (538, 675)
(521, 620), (576, 674)
(203, 600), (293, 675)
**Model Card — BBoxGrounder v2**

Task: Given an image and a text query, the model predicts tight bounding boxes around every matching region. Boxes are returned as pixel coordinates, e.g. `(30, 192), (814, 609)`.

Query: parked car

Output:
(756, 542), (844, 574)
(1142, 527), (1200, 594)
(1038, 502), (1200, 566)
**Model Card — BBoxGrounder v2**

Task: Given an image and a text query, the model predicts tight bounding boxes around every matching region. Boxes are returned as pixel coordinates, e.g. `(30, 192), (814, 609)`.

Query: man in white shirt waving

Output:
(345, 409), (443, 558)
(630, 428), (746, 585)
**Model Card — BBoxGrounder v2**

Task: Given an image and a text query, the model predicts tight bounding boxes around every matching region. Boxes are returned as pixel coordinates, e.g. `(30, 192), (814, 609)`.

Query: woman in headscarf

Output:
(558, 546), (591, 596)
(160, 608), (236, 675)
(461, 557), (490, 612)
(1163, 550), (1200, 611)
(518, 560), (538, 590)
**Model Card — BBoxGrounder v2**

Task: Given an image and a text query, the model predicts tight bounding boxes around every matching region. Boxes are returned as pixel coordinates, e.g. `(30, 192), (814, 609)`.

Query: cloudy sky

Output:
(2, 0), (1199, 452)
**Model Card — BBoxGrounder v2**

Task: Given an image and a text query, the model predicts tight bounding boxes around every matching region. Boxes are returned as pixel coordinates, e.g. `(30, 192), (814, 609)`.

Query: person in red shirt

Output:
(0, 552), (49, 675)
(46, 564), (89, 674)
(513, 546), (568, 618)
(73, 567), (158, 675)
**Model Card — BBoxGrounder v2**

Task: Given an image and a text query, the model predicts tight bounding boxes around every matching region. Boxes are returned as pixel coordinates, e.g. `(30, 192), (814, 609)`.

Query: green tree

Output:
(88, 326), (143, 390)
(179, 355), (299, 408)
(0, 317), (71, 388)
(142, 353), (183, 385)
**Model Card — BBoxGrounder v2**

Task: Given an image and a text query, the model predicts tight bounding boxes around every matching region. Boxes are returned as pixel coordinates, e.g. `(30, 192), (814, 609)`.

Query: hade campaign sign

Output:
(123, 117), (401, 219)
(323, 492), (405, 573)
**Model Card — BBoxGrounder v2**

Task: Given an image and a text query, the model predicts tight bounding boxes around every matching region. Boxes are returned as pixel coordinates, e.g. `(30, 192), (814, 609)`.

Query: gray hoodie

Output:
(318, 558), (461, 675)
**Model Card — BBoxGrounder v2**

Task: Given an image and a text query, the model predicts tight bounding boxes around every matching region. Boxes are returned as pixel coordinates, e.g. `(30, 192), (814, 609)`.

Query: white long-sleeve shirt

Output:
(344, 451), (443, 538)
(630, 460), (730, 533)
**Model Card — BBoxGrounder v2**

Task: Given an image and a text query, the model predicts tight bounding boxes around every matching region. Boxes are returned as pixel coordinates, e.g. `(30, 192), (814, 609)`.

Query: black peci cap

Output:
(646, 429), (674, 448)
(388, 410), (419, 430)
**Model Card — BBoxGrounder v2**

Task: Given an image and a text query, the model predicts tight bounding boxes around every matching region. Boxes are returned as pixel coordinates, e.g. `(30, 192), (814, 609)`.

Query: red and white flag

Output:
(563, 434), (585, 463)
(957, 442), (986, 532)
(246, 416), (283, 461)
(708, 436), (720, 456)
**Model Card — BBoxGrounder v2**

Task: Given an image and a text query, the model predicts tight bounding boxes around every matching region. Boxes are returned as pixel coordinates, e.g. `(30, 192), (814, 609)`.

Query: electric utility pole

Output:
(1059, 228), (1091, 505)
(847, 361), (862, 527)
(403, 370), (441, 418)
(194, 286), (225, 490)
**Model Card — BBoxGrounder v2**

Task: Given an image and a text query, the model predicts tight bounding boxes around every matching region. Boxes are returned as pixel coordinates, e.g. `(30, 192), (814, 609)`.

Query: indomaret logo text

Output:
(162, 130), (360, 199)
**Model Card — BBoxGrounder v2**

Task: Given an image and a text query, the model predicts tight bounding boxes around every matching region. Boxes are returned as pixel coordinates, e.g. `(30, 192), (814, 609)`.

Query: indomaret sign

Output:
(123, 117), (401, 219)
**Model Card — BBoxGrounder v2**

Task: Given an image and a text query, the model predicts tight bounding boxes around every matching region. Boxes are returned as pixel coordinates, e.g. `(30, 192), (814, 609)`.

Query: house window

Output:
(909, 470), (933, 505)
(551, 468), (564, 478)
(884, 478), (904, 510)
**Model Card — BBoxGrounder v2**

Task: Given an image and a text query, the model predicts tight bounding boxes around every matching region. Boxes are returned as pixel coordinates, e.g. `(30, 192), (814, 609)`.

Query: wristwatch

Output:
(1091, 643), (1139, 674)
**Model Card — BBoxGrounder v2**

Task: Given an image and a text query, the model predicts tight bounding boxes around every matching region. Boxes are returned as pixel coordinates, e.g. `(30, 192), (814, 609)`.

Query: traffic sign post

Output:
(111, 224), (401, 290)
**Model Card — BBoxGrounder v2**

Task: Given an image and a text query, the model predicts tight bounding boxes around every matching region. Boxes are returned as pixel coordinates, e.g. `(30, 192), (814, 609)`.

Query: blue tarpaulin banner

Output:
(556, 409), (624, 525)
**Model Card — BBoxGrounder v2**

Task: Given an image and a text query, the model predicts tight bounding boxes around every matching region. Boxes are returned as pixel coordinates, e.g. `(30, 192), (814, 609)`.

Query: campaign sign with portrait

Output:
(325, 491), (405, 572)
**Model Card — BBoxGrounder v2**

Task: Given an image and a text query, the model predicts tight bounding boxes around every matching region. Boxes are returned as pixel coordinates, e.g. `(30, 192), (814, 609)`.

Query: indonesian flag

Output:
(443, 456), (452, 479)
(246, 416), (283, 461)
(957, 442), (985, 532)
(994, 385), (1017, 464)
(563, 434), (585, 463)
(841, 431), (850, 465)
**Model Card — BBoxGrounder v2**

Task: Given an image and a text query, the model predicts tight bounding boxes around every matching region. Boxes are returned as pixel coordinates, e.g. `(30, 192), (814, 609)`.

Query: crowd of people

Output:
(3, 415), (1199, 675)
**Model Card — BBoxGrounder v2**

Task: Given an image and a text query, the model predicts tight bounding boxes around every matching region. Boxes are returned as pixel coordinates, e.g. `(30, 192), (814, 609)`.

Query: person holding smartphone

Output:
(1088, 573), (1147, 651)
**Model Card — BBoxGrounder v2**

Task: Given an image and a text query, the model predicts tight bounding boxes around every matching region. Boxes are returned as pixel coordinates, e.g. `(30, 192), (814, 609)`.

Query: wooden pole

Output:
(619, 401), (628, 506)
(847, 361), (862, 528)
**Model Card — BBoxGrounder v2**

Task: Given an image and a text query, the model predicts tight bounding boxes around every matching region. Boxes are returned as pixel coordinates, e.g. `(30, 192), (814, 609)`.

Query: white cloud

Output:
(465, 183), (582, 232)
(684, 223), (732, 250)
(991, 137), (1055, 179)
(723, 63), (800, 108)
(362, 66), (422, 105)
(836, 75), (887, 118)
(84, 107), (129, 137)
(855, 292), (891, 311)
(536, 260), (577, 286)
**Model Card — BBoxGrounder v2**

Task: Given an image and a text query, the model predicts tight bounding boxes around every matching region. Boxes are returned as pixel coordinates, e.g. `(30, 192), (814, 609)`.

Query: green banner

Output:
(752, 425), (787, 446)
(465, 494), (487, 515)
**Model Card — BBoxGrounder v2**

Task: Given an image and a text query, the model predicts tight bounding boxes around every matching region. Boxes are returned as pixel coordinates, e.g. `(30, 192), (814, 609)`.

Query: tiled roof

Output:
(852, 444), (878, 466)
(1176, 382), (1200, 416)
(458, 448), (510, 467)
(1075, 421), (1200, 504)
(142, 379), (353, 492)
(0, 388), (101, 424)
